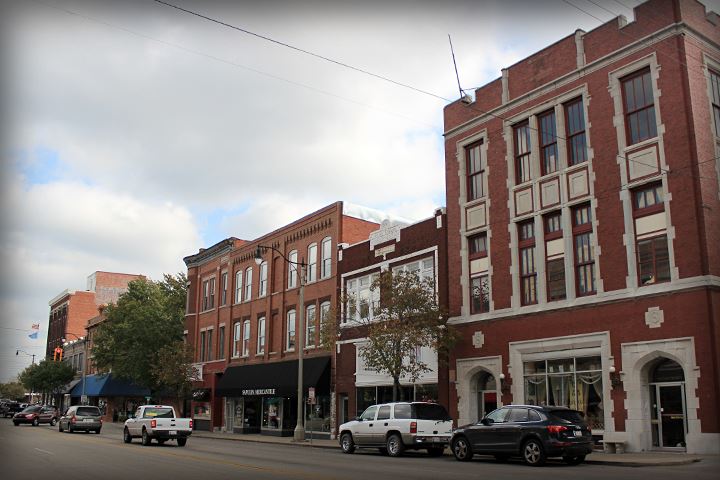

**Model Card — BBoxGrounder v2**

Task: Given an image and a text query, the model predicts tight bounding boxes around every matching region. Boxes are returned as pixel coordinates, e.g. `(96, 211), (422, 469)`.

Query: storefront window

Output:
(233, 398), (244, 428)
(356, 387), (375, 417)
(262, 397), (283, 430)
(523, 356), (604, 430)
(305, 395), (330, 433)
(193, 402), (211, 420)
(357, 383), (440, 417)
(414, 384), (438, 402)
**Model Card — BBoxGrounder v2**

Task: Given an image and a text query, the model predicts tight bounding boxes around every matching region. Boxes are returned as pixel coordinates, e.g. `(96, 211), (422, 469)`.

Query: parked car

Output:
(123, 405), (192, 446)
(338, 402), (453, 457)
(58, 405), (103, 434)
(2, 402), (27, 418)
(13, 405), (59, 426)
(450, 405), (593, 466)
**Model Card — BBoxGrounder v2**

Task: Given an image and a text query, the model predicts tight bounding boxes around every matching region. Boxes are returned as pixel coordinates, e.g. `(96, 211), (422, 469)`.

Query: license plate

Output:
(574, 430), (582, 437)
(432, 437), (446, 443)
(169, 430), (177, 435)
(83, 419), (94, 423)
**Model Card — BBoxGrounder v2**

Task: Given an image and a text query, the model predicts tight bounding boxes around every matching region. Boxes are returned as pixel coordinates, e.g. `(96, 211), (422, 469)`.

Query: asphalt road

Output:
(1, 419), (718, 480)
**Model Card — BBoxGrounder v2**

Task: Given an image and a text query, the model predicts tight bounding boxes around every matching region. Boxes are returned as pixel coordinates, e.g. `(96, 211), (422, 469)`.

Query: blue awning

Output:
(69, 374), (150, 397)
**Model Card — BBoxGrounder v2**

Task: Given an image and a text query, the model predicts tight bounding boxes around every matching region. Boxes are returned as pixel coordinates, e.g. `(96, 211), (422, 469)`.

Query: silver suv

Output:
(338, 402), (453, 457)
(58, 405), (103, 434)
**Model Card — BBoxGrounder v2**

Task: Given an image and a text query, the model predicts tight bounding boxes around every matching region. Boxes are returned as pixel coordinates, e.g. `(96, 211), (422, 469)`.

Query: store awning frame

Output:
(68, 374), (150, 398)
(215, 356), (331, 397)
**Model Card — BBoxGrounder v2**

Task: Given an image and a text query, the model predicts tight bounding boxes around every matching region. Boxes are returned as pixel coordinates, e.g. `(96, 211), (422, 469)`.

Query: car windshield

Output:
(549, 409), (585, 424)
(412, 404), (451, 421)
(22, 406), (41, 413)
(77, 407), (100, 416)
(143, 407), (174, 418)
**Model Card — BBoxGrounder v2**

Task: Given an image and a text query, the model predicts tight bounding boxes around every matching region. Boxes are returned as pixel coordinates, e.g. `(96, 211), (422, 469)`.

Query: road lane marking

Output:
(34, 448), (55, 455)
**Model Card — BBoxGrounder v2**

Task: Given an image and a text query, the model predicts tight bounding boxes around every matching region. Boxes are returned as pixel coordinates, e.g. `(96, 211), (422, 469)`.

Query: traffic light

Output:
(53, 346), (63, 361)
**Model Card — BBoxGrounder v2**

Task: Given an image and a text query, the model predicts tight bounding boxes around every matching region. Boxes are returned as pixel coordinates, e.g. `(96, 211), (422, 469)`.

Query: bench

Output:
(602, 432), (628, 454)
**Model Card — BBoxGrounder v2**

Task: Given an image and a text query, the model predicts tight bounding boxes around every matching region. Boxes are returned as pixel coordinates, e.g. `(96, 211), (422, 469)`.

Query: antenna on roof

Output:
(448, 34), (472, 104)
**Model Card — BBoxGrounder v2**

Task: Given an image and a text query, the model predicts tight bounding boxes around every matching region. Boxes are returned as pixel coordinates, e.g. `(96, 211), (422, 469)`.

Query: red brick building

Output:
(334, 209), (450, 427)
(443, 0), (719, 454)
(183, 202), (378, 436)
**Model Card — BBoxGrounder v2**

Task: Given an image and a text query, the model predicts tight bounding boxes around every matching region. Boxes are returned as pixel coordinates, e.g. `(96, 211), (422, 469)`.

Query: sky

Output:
(1, 0), (718, 383)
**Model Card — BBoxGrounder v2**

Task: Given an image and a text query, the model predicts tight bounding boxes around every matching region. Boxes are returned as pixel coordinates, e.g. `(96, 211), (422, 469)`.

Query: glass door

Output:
(650, 383), (686, 449)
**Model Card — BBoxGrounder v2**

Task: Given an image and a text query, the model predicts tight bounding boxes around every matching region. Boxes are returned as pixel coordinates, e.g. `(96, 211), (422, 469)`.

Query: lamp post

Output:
(254, 244), (307, 442)
(62, 332), (87, 405)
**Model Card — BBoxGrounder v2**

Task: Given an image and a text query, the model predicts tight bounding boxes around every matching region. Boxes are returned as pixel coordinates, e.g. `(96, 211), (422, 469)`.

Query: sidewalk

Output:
(104, 422), (707, 466)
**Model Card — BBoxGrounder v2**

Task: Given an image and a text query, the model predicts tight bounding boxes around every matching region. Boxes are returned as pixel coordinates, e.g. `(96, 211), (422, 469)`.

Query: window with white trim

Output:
(257, 316), (265, 354)
(244, 267), (253, 301)
(621, 68), (657, 145)
(233, 322), (241, 357)
(202, 278), (215, 311)
(633, 183), (669, 285)
(344, 273), (380, 323)
(544, 212), (566, 301)
(391, 257), (434, 285)
(242, 320), (250, 357)
(710, 69), (720, 137)
(234, 270), (242, 304)
(307, 243), (317, 282)
(288, 250), (298, 288)
(468, 233), (489, 314)
(305, 304), (316, 348)
(319, 301), (330, 330)
(258, 261), (268, 297)
(518, 220), (537, 305)
(286, 310), (296, 351)
(321, 237), (332, 279)
(220, 272), (228, 306)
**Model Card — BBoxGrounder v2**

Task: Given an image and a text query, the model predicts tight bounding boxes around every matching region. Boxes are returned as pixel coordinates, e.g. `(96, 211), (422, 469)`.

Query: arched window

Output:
(307, 243), (317, 282)
(321, 237), (332, 278)
(650, 358), (684, 383)
(288, 250), (298, 289)
(286, 310), (296, 351)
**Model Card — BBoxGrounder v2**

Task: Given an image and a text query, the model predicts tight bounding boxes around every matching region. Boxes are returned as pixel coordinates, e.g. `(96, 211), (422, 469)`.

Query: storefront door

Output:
(650, 383), (686, 449)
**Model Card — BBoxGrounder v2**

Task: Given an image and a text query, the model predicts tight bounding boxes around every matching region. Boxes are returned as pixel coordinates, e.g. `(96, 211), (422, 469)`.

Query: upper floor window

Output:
(233, 322), (241, 357)
(202, 278), (215, 311)
(634, 183), (663, 212)
(220, 272), (228, 306)
(234, 270), (242, 304)
(392, 258), (435, 284)
(257, 316), (266, 354)
(319, 301), (331, 330)
(710, 69), (720, 137)
(518, 220), (537, 305)
(514, 122), (532, 184)
(244, 267), (253, 301)
(565, 98), (587, 165)
(258, 261), (268, 297)
(199, 331), (206, 361)
(242, 320), (250, 357)
(307, 243), (318, 282)
(466, 140), (485, 201)
(345, 273), (380, 323)
(321, 237), (332, 279)
(544, 211), (565, 301)
(572, 204), (596, 296)
(218, 326), (225, 360)
(468, 233), (488, 258)
(288, 250), (298, 289)
(206, 328), (213, 361)
(306, 304), (316, 348)
(632, 182), (670, 286)
(538, 110), (558, 175)
(468, 232), (489, 314)
(286, 310), (296, 351)
(622, 68), (657, 145)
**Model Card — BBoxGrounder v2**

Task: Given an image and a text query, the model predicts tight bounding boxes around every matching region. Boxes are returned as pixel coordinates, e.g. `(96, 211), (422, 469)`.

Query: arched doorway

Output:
(475, 371), (497, 420)
(649, 358), (686, 449)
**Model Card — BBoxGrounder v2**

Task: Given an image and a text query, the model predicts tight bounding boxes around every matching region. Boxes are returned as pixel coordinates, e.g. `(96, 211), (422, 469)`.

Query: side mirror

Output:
(355, 417), (363, 422)
(481, 417), (494, 426)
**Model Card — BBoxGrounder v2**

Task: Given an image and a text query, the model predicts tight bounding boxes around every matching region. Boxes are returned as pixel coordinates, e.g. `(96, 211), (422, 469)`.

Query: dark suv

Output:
(451, 405), (593, 466)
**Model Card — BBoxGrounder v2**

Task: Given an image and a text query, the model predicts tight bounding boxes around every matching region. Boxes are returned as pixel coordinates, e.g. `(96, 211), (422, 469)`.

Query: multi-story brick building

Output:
(443, 0), (719, 454)
(335, 209), (450, 427)
(183, 202), (379, 436)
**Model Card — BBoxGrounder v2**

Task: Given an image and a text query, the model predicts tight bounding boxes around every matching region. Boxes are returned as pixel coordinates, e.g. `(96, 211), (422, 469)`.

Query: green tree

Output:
(150, 341), (197, 403)
(322, 270), (457, 402)
(92, 274), (188, 396)
(18, 360), (74, 397)
(0, 381), (27, 400)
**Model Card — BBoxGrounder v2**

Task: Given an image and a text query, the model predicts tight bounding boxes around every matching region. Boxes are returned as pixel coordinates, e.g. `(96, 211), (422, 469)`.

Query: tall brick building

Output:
(443, 0), (719, 454)
(183, 202), (378, 436)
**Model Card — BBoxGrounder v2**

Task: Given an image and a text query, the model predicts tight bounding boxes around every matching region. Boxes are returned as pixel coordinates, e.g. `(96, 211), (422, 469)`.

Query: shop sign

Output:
(242, 388), (276, 396)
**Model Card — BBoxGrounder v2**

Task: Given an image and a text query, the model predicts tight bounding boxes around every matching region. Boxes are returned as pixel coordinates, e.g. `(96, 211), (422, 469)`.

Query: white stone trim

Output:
(455, 355), (503, 427)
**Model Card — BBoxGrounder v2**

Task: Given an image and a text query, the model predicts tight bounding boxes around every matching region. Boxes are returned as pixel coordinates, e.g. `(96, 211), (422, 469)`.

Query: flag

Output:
(28, 331), (39, 339)
(32, 323), (40, 330)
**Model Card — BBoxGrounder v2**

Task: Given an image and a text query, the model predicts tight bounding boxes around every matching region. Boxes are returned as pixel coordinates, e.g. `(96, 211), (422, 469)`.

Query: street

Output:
(1, 419), (718, 480)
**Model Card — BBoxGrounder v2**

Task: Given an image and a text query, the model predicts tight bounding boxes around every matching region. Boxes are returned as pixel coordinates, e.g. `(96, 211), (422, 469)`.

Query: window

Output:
(466, 140), (485, 200)
(200, 330), (206, 362)
(565, 98), (587, 165)
(258, 261), (268, 297)
(244, 267), (253, 301)
(234, 271), (242, 304)
(321, 237), (332, 278)
(306, 304), (316, 348)
(206, 328), (213, 361)
(392, 257), (435, 286)
(468, 232), (489, 314)
(622, 68), (657, 145)
(538, 110), (558, 175)
(218, 326), (225, 360)
(220, 272), (228, 306)
(307, 244), (317, 282)
(514, 122), (532, 184)
(286, 310), (296, 351)
(573, 204), (596, 295)
(711, 69), (720, 137)
(319, 301), (330, 330)
(202, 278), (215, 311)
(233, 322), (241, 357)
(518, 220), (537, 305)
(288, 250), (298, 288)
(633, 183), (670, 285)
(544, 212), (566, 301)
(257, 316), (266, 354)
(345, 273), (380, 323)
(242, 320), (250, 357)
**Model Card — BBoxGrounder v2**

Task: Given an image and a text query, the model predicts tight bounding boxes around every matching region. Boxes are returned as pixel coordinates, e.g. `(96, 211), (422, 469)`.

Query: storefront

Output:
(68, 373), (151, 422)
(215, 356), (331, 437)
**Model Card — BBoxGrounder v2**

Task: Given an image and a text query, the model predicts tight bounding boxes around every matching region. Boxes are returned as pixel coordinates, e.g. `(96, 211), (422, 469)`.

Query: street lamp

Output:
(62, 332), (87, 405)
(254, 244), (307, 442)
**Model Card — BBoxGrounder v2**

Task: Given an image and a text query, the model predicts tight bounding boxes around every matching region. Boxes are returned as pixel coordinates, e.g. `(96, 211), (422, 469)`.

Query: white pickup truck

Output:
(123, 405), (192, 447)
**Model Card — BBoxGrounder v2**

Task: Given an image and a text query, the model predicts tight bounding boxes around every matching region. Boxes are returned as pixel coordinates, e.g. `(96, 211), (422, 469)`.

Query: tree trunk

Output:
(393, 376), (401, 402)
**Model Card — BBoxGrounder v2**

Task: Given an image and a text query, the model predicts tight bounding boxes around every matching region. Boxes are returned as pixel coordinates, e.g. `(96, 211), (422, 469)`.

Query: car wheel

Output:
(50, 418), (57, 427)
(386, 433), (404, 457)
(340, 432), (355, 454)
(452, 436), (473, 462)
(522, 439), (546, 466)
(32, 418), (39, 427)
(427, 447), (445, 457)
(177, 438), (187, 447)
(123, 428), (132, 444)
(141, 428), (151, 446)
(563, 454), (586, 465)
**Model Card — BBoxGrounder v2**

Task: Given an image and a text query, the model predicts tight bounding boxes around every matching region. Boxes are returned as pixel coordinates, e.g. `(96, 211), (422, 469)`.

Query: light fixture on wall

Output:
(609, 365), (622, 388)
(498, 372), (511, 394)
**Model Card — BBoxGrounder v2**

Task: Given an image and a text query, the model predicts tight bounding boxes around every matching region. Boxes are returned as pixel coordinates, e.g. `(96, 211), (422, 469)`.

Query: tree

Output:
(92, 274), (188, 396)
(150, 341), (197, 404)
(0, 381), (27, 400)
(18, 360), (74, 398)
(322, 270), (457, 402)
